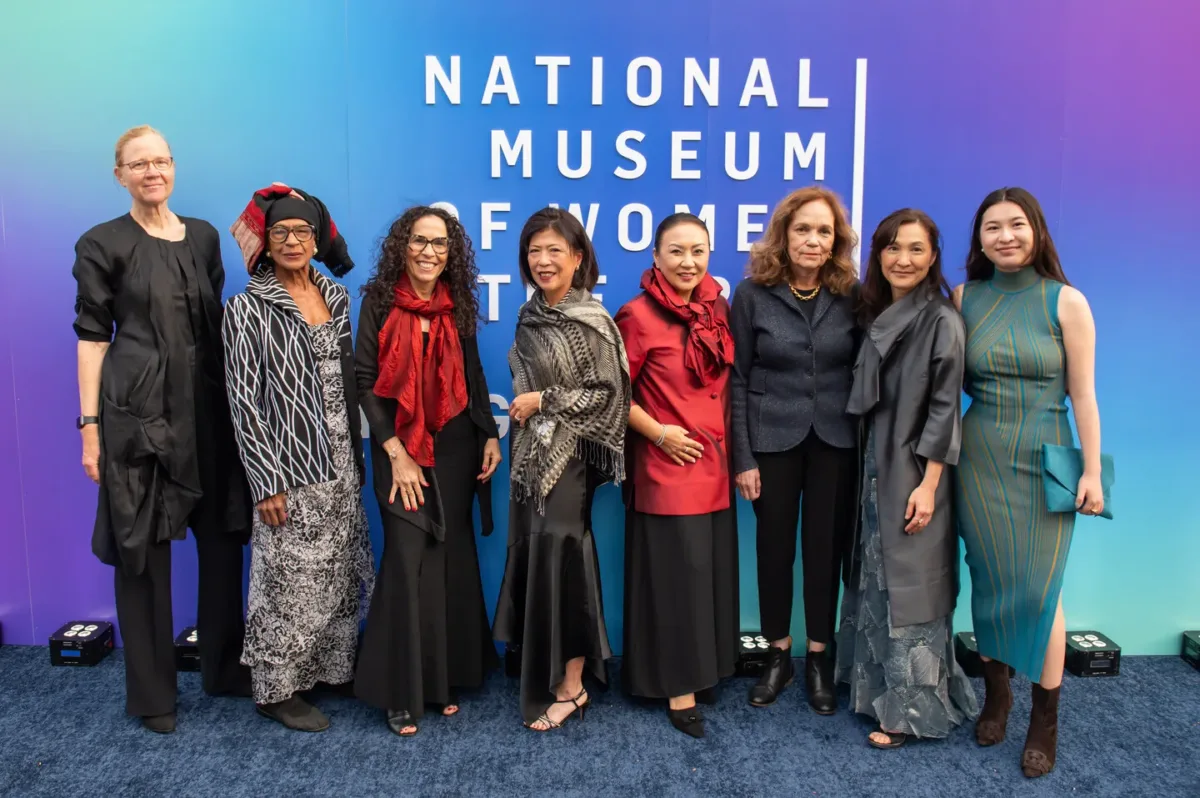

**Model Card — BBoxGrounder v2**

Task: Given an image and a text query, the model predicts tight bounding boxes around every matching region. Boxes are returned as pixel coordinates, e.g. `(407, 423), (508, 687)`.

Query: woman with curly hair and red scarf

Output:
(614, 213), (739, 739)
(352, 206), (502, 738)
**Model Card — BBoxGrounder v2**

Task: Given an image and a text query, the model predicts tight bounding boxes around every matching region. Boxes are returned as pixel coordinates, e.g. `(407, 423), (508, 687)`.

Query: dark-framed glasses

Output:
(121, 157), (174, 174)
(268, 224), (316, 243)
(408, 235), (449, 254)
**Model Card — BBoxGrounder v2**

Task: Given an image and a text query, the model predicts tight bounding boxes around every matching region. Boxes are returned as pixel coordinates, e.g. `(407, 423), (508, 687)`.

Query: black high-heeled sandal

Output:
(525, 688), (589, 732)
(386, 709), (418, 737)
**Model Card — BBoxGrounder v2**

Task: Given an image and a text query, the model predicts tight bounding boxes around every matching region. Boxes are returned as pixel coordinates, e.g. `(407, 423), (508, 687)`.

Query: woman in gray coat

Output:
(835, 208), (979, 749)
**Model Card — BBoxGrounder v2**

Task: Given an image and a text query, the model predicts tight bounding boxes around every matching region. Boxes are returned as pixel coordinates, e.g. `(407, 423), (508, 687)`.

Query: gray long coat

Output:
(845, 288), (966, 627)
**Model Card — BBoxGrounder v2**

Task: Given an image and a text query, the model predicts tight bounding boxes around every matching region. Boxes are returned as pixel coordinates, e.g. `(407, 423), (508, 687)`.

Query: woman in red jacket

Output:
(615, 213), (739, 739)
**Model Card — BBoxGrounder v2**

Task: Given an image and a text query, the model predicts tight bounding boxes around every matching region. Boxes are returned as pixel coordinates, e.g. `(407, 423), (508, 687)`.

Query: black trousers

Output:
(113, 528), (248, 717)
(753, 433), (858, 645)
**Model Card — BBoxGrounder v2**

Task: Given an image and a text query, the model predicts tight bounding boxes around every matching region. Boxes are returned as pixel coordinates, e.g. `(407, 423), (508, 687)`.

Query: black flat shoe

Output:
(868, 728), (910, 750)
(695, 686), (719, 706)
(256, 695), (330, 732)
(749, 648), (793, 707)
(668, 706), (705, 738)
(141, 712), (176, 734)
(387, 709), (419, 737)
(805, 648), (837, 715)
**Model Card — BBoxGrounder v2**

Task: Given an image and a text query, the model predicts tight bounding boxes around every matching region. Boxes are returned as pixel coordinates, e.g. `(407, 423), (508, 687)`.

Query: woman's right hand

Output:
(388, 445), (429, 512)
(657, 425), (705, 466)
(256, 493), (287, 527)
(81, 427), (100, 484)
(735, 468), (761, 502)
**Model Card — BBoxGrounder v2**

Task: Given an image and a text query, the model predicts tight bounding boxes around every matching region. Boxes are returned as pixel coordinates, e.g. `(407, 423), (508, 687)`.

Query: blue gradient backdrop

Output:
(0, 0), (1196, 656)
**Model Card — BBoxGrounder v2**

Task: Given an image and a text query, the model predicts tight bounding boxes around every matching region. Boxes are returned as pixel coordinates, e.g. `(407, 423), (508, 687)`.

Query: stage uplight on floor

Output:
(1181, 631), (1200, 671)
(953, 632), (1015, 678)
(1065, 631), (1121, 677)
(735, 632), (772, 677)
(175, 627), (200, 672)
(49, 621), (114, 666)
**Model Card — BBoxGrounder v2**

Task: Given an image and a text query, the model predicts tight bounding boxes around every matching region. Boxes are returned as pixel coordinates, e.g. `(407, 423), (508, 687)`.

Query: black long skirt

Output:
(622, 507), (740, 699)
(354, 413), (498, 719)
(492, 457), (612, 725)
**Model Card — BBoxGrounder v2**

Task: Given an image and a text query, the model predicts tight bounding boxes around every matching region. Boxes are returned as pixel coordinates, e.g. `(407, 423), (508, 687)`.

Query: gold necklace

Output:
(789, 283), (820, 301)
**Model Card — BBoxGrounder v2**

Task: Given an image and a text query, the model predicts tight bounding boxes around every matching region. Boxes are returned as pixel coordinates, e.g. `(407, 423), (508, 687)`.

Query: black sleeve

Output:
(464, 335), (499, 438)
(203, 223), (227, 302)
(729, 282), (757, 474)
(916, 310), (967, 465)
(222, 296), (288, 502)
(71, 234), (115, 342)
(355, 293), (398, 445)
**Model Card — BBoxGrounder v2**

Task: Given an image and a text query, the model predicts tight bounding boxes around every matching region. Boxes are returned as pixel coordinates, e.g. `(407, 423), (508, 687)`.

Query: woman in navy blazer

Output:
(730, 185), (861, 715)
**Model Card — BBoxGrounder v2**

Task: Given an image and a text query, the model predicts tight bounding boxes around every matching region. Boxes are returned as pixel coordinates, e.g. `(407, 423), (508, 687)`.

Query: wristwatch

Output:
(76, 415), (99, 429)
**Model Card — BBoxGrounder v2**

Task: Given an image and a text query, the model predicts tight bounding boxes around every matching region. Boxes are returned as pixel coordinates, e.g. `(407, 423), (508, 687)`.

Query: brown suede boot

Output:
(975, 659), (1013, 746)
(1021, 684), (1061, 778)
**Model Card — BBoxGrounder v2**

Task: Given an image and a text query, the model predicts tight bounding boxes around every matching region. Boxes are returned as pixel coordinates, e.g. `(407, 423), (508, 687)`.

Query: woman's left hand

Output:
(479, 438), (502, 482)
(1076, 472), (1105, 516)
(904, 484), (936, 534)
(509, 392), (542, 425)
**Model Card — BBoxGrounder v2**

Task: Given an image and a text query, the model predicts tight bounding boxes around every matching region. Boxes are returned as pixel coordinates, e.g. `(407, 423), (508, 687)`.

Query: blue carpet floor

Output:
(0, 647), (1195, 797)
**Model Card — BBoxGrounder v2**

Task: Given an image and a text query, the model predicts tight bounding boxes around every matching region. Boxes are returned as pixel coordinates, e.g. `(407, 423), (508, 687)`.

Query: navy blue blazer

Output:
(729, 278), (860, 474)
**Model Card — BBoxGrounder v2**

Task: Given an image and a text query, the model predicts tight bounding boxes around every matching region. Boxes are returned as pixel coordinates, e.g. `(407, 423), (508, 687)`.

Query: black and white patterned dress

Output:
(242, 319), (374, 705)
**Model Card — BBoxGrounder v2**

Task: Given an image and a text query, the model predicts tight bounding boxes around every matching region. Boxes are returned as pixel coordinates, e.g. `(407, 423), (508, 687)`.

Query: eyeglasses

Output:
(120, 157), (174, 174)
(268, 224), (316, 243)
(407, 235), (449, 254)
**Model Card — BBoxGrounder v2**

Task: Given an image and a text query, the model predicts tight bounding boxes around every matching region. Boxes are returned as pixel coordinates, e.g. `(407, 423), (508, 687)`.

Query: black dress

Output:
(353, 295), (499, 719)
(493, 457), (612, 724)
(71, 214), (251, 717)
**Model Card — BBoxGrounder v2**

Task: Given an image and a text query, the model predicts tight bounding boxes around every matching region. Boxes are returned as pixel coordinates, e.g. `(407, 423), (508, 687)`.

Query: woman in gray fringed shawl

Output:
(492, 207), (631, 731)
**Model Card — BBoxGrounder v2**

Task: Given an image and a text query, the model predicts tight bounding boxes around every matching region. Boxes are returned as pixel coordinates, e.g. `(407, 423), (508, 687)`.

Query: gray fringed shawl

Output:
(508, 288), (630, 512)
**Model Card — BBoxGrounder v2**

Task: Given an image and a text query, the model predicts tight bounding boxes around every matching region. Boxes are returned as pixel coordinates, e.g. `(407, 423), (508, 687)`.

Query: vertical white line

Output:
(851, 58), (868, 270)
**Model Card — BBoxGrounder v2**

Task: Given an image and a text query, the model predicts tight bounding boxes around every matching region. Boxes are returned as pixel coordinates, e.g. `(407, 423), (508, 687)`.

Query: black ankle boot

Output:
(748, 647), (793, 706)
(141, 712), (176, 734)
(805, 648), (836, 715)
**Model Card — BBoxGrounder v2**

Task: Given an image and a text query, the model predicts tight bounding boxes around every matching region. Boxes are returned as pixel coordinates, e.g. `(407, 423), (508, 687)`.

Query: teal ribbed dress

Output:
(957, 267), (1074, 682)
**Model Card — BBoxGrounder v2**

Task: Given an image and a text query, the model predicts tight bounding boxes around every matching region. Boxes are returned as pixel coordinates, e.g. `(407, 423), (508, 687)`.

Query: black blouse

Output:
(355, 291), (500, 537)
(72, 214), (250, 574)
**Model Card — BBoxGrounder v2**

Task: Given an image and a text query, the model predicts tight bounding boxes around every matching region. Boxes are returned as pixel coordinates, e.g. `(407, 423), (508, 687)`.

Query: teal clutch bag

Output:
(1041, 443), (1114, 520)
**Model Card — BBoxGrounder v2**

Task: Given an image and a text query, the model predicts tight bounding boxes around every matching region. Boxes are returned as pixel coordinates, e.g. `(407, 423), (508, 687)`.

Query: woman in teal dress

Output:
(954, 187), (1105, 780)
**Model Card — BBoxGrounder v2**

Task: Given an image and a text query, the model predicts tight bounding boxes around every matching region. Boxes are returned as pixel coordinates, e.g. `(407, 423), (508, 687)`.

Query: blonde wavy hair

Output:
(746, 186), (859, 296)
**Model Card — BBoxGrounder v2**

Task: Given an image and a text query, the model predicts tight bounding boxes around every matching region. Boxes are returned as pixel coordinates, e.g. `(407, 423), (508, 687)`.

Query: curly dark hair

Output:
(361, 206), (481, 336)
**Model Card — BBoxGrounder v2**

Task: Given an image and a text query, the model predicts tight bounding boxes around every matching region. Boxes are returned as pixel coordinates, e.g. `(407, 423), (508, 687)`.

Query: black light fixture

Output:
(1181, 631), (1200, 671)
(735, 632), (773, 677)
(174, 627), (200, 672)
(954, 632), (1014, 678)
(1065, 630), (1121, 677)
(49, 621), (114, 666)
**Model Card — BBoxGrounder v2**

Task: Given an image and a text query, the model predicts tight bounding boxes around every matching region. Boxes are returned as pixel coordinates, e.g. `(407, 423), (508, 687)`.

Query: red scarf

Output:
(373, 274), (468, 467)
(640, 267), (734, 386)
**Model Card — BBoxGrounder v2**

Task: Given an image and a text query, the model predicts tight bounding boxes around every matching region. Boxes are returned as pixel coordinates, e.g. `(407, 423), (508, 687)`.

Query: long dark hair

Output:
(965, 187), (1070, 284)
(857, 208), (951, 325)
(361, 206), (481, 336)
(517, 207), (600, 291)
